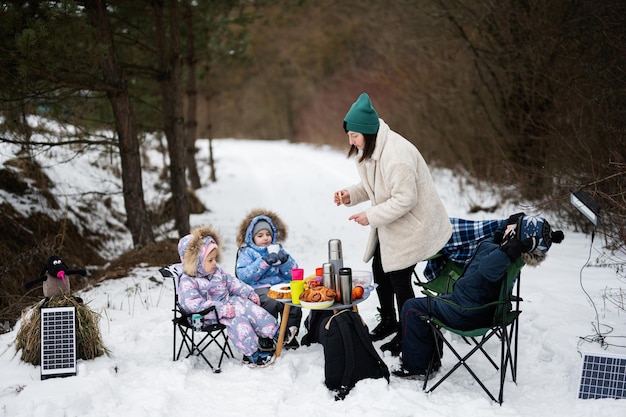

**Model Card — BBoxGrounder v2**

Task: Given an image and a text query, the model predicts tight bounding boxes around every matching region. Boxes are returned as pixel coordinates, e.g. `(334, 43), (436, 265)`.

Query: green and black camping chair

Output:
(419, 255), (525, 404)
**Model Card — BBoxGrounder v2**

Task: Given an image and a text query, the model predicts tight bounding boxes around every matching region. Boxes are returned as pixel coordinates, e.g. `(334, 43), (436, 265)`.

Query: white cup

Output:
(268, 244), (280, 254)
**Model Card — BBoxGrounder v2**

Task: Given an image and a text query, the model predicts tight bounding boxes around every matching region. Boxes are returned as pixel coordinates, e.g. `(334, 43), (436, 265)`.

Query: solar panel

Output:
(40, 306), (77, 380)
(578, 351), (626, 399)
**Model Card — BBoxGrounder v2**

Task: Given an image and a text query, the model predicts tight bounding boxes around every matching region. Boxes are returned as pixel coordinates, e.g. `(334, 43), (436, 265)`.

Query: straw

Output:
(14, 294), (109, 365)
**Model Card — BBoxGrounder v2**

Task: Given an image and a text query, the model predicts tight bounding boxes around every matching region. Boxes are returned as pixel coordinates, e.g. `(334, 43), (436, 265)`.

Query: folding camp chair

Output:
(159, 264), (233, 373)
(413, 253), (464, 295)
(412, 254), (472, 349)
(420, 256), (525, 404)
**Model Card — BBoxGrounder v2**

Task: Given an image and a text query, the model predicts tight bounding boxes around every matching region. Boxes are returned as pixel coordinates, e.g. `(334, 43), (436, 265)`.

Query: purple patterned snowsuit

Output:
(178, 264), (279, 357)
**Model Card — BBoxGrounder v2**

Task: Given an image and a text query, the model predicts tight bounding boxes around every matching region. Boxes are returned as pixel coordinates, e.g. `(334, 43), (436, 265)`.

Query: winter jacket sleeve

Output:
(236, 247), (274, 286)
(364, 161), (418, 228)
(235, 246), (295, 287)
(345, 180), (370, 206)
(177, 274), (223, 317)
(477, 246), (512, 283)
(277, 254), (297, 276)
(218, 265), (256, 300)
(450, 242), (512, 308)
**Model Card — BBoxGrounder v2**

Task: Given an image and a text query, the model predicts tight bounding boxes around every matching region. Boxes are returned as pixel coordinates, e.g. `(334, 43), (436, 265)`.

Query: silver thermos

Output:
(322, 262), (335, 290)
(328, 239), (343, 270)
(328, 239), (343, 292)
(338, 267), (352, 305)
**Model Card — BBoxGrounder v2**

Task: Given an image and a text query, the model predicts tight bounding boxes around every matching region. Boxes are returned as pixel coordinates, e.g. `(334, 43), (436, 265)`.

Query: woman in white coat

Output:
(334, 93), (452, 355)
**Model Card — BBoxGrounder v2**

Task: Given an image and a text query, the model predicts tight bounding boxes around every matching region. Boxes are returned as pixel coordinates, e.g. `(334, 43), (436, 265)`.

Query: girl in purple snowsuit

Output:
(177, 225), (279, 367)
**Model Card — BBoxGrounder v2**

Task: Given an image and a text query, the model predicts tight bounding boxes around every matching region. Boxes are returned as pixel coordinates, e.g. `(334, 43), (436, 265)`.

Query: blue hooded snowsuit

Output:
(236, 215), (298, 287)
(236, 214), (302, 336)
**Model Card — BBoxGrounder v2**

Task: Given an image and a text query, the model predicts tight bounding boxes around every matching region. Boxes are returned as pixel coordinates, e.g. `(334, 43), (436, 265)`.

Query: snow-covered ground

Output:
(1, 138), (624, 417)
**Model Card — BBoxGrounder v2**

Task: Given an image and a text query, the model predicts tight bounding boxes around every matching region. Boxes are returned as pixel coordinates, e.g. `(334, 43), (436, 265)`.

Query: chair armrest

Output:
(422, 289), (438, 298)
(179, 304), (222, 321)
(413, 253), (443, 284)
(197, 305), (220, 317)
(422, 289), (508, 312)
(416, 256), (464, 295)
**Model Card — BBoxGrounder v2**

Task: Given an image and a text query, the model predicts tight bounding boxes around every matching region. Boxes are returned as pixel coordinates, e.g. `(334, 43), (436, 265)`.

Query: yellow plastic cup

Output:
(290, 280), (305, 305)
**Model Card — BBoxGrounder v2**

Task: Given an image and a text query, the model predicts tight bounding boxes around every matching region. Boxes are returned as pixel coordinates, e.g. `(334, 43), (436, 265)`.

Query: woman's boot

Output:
(380, 332), (402, 356)
(369, 308), (398, 341)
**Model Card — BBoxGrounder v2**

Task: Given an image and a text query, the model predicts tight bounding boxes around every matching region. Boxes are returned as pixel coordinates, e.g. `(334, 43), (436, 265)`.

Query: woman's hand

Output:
(334, 190), (350, 206)
(348, 211), (369, 226)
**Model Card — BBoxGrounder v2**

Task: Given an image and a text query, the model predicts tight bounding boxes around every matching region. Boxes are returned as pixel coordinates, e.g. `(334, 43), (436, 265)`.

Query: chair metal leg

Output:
(173, 320), (177, 361)
(175, 325), (193, 360)
(174, 321), (234, 373)
(470, 335), (500, 370)
(212, 329), (234, 369)
(512, 317), (519, 382)
(422, 318), (444, 391)
(164, 267), (233, 372)
(424, 324), (504, 404)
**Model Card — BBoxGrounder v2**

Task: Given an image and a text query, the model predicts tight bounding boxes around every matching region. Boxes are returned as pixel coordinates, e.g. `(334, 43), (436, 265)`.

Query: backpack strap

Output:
(350, 311), (390, 382)
(335, 310), (357, 389)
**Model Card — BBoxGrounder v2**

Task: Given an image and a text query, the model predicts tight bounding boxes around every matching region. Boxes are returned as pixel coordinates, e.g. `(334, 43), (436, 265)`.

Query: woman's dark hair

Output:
(344, 121), (377, 163)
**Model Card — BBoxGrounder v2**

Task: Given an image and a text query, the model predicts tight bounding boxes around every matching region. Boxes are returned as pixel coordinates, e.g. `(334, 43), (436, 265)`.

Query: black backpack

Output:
(300, 310), (333, 346)
(319, 309), (390, 400)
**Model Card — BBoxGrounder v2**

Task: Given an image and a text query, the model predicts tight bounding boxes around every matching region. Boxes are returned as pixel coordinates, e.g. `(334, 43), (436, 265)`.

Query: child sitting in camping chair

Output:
(235, 209), (302, 350)
(177, 225), (280, 368)
(394, 213), (564, 380)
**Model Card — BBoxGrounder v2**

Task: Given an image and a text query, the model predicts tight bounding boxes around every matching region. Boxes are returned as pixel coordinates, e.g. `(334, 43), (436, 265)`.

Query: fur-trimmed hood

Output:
(236, 208), (288, 248)
(178, 225), (223, 277)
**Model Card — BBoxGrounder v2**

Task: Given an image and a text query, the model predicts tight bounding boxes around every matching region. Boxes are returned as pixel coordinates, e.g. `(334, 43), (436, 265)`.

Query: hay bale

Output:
(15, 295), (109, 365)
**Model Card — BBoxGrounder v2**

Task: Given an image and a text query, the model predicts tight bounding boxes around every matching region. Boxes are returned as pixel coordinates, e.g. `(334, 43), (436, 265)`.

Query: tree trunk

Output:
(84, 0), (154, 248)
(183, 1), (201, 190)
(202, 61), (217, 183)
(153, 0), (190, 236)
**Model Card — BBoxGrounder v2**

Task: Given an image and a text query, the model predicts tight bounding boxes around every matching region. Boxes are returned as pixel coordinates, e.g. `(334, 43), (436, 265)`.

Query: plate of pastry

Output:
(267, 283), (291, 299)
(298, 286), (336, 309)
(300, 299), (335, 310)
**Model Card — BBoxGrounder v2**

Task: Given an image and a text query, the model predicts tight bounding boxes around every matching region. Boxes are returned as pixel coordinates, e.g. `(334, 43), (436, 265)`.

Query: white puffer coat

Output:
(345, 118), (452, 272)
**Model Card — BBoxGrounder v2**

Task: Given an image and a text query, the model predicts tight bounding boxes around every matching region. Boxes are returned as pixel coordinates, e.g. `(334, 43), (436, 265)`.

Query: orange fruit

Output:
(352, 286), (364, 300)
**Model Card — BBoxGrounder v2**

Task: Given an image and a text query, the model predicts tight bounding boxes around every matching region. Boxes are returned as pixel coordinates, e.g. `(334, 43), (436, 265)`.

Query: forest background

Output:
(0, 0), (625, 329)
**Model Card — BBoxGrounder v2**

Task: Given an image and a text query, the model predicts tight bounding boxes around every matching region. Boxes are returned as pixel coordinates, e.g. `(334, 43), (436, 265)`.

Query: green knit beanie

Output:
(344, 93), (380, 134)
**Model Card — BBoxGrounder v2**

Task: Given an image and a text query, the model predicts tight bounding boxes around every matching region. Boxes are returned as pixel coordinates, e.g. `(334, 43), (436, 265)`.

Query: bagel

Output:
(267, 285), (291, 299)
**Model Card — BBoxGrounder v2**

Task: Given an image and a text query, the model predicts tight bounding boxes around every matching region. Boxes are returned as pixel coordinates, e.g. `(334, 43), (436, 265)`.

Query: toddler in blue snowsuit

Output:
(235, 210), (302, 349)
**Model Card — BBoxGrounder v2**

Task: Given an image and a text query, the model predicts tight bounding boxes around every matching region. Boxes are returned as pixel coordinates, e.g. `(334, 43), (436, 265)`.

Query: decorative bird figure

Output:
(25, 256), (86, 298)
